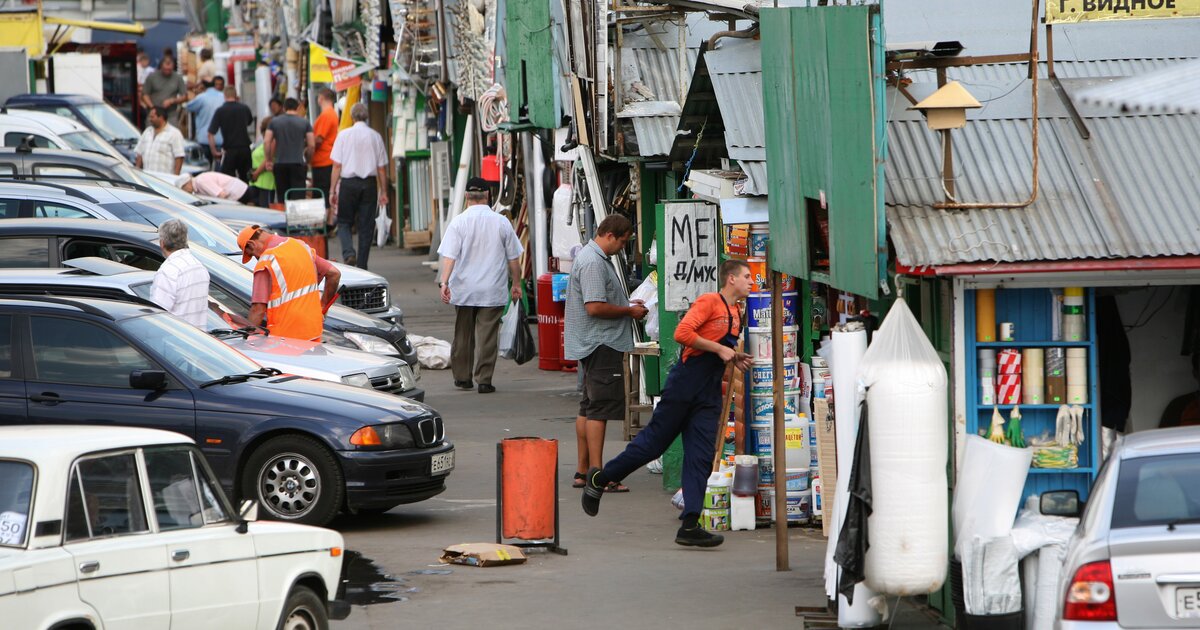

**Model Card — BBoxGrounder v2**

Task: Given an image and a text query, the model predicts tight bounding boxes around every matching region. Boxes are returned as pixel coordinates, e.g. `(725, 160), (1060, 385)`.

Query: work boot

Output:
(675, 524), (724, 547)
(581, 467), (606, 516)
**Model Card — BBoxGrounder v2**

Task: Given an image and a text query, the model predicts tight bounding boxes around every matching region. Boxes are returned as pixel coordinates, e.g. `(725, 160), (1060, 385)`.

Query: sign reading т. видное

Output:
(1046, 0), (1200, 23)
(663, 201), (719, 311)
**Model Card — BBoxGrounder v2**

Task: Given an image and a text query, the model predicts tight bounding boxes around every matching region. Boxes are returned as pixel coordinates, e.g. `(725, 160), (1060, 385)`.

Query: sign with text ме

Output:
(663, 201), (719, 311)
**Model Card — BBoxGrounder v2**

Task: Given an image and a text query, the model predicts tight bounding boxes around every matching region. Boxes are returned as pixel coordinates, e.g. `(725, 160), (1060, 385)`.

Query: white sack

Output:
(550, 183), (580, 265)
(629, 275), (659, 340)
(407, 334), (451, 369)
(953, 436), (1032, 559)
(859, 299), (949, 595)
(1012, 500), (1078, 630)
(963, 535), (1022, 615)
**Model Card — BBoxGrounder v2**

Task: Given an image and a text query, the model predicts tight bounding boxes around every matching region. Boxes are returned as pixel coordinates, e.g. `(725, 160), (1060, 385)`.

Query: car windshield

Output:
(130, 280), (248, 327)
(118, 312), (260, 382)
(0, 460), (34, 547)
(1111, 452), (1200, 529)
(105, 198), (240, 254)
(128, 170), (206, 206)
(76, 102), (140, 143)
(190, 242), (254, 300)
(58, 130), (124, 161)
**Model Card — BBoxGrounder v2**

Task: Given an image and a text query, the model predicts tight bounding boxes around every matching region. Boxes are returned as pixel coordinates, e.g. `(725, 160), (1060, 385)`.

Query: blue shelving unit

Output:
(965, 288), (1102, 501)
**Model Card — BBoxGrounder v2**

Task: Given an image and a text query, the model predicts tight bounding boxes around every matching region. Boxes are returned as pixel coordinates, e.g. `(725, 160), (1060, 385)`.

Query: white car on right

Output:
(1056, 426), (1200, 628)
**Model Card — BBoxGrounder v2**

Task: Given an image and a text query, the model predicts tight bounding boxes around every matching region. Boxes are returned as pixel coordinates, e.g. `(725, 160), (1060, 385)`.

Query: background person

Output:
(311, 88), (339, 224)
(329, 103), (388, 269)
(181, 172), (257, 204)
(265, 98), (314, 202)
(195, 48), (218, 89)
(249, 117), (276, 207)
(437, 178), (523, 394)
(208, 86), (254, 182)
(141, 56), (188, 124)
(150, 219), (211, 328)
(135, 106), (185, 175)
(185, 75), (225, 166)
(238, 225), (341, 341)
(564, 215), (648, 492)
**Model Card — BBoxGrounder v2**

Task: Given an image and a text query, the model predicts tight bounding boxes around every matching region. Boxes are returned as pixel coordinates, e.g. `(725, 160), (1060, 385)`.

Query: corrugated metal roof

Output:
(886, 89), (1200, 266)
(629, 117), (679, 157)
(899, 58), (1188, 85)
(1078, 59), (1200, 115)
(740, 161), (768, 195)
(705, 37), (767, 194)
(616, 16), (710, 157)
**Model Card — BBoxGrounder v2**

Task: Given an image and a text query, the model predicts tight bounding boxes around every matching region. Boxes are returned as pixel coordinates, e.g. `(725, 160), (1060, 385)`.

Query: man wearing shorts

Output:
(564, 214), (648, 493)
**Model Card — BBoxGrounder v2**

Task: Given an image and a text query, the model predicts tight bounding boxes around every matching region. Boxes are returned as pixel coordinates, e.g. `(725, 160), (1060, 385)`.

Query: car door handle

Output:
(171, 549), (190, 562)
(30, 392), (61, 404)
(79, 561), (100, 574)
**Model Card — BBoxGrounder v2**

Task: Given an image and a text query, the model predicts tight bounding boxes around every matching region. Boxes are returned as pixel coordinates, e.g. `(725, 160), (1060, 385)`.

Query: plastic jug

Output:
(733, 454), (758, 497)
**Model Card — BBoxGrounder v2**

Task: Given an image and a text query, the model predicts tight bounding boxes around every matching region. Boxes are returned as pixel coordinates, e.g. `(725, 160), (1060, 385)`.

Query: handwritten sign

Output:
(663, 201), (719, 311)
(0, 511), (27, 545)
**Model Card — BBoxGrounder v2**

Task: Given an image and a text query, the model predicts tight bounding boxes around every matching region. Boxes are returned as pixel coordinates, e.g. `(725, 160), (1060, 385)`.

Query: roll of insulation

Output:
(1062, 287), (1086, 342)
(1022, 349), (1044, 404)
(1045, 348), (1067, 403)
(978, 349), (997, 378)
(823, 324), (881, 626)
(997, 374), (1022, 405)
(860, 299), (948, 596)
(976, 289), (996, 342)
(997, 348), (1022, 375)
(1066, 348), (1087, 388)
(1067, 384), (1088, 404)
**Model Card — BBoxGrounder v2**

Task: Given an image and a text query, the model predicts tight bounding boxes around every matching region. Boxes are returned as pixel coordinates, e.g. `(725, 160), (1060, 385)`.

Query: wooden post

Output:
(770, 266), (789, 571)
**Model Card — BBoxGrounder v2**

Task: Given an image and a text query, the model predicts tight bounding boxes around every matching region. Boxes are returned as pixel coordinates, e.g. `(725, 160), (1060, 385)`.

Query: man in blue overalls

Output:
(583, 259), (754, 547)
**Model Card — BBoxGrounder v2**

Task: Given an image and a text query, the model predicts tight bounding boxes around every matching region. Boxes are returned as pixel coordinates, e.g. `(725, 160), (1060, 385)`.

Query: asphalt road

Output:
(326, 245), (947, 629)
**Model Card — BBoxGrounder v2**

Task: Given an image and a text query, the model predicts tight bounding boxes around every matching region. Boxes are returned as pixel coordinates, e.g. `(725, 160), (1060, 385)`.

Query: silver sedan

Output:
(1057, 426), (1200, 628)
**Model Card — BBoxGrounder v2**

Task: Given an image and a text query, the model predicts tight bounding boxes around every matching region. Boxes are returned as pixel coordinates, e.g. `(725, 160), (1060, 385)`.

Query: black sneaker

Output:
(581, 467), (604, 516)
(675, 525), (724, 548)
(477, 384), (496, 394)
(454, 380), (474, 389)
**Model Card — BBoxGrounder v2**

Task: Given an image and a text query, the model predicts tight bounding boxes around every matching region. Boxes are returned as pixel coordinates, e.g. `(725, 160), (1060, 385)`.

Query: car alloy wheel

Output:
(258, 451), (322, 519)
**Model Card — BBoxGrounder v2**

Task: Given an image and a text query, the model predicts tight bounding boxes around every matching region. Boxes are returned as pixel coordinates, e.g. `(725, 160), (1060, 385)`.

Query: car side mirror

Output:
(130, 369), (168, 390)
(236, 500), (258, 534)
(1040, 489), (1083, 518)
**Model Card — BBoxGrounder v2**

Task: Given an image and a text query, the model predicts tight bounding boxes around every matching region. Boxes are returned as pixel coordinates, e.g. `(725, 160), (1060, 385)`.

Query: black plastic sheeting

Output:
(833, 398), (873, 604)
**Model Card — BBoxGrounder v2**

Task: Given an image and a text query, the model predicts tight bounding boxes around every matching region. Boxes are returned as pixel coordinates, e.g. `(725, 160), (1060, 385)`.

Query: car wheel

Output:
(243, 435), (343, 526)
(276, 586), (328, 630)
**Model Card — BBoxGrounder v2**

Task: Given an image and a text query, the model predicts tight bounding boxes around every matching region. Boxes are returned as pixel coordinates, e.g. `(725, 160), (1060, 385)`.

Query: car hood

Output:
(334, 264), (388, 290)
(220, 334), (401, 379)
(200, 374), (431, 420)
(326, 303), (397, 333)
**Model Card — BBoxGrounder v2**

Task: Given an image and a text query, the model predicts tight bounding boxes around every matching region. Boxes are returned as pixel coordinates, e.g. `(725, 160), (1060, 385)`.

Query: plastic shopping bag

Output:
(499, 302), (519, 360)
(375, 205), (392, 247)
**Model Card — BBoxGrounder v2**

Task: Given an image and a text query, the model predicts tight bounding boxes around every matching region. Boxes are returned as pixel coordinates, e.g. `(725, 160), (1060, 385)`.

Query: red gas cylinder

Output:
(536, 274), (576, 371)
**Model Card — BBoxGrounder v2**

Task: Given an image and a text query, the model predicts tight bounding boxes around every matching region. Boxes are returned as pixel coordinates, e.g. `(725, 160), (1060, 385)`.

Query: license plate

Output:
(431, 450), (454, 475)
(1178, 587), (1200, 618)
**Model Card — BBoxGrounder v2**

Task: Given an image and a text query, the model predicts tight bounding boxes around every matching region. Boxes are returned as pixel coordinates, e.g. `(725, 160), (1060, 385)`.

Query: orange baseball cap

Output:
(237, 224), (262, 263)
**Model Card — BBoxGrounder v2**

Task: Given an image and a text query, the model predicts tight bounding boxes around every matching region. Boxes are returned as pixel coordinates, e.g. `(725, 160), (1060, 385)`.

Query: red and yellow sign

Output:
(308, 43), (374, 92)
(1046, 0), (1200, 23)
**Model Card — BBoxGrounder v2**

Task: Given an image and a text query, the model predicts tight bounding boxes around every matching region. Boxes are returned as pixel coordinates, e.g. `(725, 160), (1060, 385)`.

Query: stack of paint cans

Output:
(749, 414), (810, 525)
(997, 348), (1022, 404)
(701, 471), (732, 532)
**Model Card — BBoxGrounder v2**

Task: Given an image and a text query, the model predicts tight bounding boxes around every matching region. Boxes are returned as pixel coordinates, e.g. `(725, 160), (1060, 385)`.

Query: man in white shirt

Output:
(329, 103), (389, 269)
(135, 107), (186, 175)
(437, 178), (523, 394)
(150, 219), (211, 328)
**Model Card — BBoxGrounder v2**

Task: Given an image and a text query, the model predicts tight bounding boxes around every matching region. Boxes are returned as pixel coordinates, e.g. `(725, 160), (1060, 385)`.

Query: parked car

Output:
(4, 93), (210, 174)
(1054, 426), (1200, 628)
(0, 295), (454, 524)
(0, 109), (127, 163)
(0, 258), (422, 400)
(0, 174), (398, 322)
(0, 424), (350, 629)
(0, 218), (418, 369)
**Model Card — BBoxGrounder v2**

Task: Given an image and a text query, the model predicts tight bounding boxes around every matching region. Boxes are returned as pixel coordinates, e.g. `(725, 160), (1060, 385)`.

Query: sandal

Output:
(604, 481), (630, 493)
(572, 472), (586, 489)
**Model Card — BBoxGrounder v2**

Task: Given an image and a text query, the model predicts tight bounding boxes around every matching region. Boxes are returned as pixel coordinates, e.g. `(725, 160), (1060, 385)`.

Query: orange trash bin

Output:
(496, 437), (567, 555)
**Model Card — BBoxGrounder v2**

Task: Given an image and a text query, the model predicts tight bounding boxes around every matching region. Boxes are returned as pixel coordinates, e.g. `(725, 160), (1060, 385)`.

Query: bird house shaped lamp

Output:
(909, 81), (982, 131)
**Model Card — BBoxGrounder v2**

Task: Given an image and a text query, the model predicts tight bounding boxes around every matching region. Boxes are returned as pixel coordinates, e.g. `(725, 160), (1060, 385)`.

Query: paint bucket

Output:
(750, 390), (800, 423)
(749, 225), (770, 257)
(749, 358), (800, 394)
(786, 488), (812, 523)
(745, 326), (800, 362)
(758, 456), (775, 485)
(755, 486), (775, 522)
(747, 422), (773, 457)
(746, 291), (799, 328)
(704, 484), (731, 510)
(785, 468), (810, 492)
(748, 258), (795, 293)
(701, 508), (730, 532)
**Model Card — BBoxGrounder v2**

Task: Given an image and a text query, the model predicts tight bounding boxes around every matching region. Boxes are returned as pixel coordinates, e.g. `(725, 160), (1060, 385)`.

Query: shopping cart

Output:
(283, 187), (328, 258)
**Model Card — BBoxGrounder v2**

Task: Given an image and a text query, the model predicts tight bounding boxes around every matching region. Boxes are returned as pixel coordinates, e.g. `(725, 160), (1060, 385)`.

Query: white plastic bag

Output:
(407, 334), (452, 369)
(375, 205), (392, 247)
(498, 302), (519, 360)
(629, 273), (660, 340)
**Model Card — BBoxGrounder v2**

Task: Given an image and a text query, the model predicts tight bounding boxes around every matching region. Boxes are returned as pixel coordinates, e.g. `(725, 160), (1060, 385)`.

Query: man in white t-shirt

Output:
(150, 219), (211, 328)
(437, 178), (523, 394)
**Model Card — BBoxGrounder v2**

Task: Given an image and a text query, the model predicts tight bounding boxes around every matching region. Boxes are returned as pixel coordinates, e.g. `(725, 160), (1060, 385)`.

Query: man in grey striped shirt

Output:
(150, 219), (211, 328)
(565, 214), (648, 492)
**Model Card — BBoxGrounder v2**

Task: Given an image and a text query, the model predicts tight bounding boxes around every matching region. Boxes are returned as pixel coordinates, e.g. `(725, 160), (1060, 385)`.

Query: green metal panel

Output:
(505, 0), (557, 129)
(761, 6), (886, 299)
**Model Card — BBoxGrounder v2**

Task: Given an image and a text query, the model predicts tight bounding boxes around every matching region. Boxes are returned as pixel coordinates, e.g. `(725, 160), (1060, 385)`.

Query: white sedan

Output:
(0, 426), (350, 630)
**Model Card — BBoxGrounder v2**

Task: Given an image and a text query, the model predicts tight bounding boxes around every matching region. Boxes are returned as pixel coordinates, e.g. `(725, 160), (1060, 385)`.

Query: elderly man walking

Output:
(237, 224), (341, 341)
(150, 219), (210, 328)
(135, 106), (185, 175)
(437, 178), (523, 394)
(329, 103), (389, 269)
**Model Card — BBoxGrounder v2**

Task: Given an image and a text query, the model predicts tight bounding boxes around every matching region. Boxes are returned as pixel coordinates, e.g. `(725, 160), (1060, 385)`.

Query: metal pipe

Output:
(932, 0), (1040, 210)
(707, 25), (758, 50)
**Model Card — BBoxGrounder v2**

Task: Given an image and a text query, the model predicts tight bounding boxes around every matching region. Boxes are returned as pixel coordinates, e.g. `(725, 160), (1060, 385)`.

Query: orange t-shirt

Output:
(674, 293), (741, 363)
(312, 108), (339, 167)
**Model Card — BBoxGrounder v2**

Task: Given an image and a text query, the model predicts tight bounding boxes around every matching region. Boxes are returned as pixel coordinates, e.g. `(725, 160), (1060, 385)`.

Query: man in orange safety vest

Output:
(238, 225), (342, 340)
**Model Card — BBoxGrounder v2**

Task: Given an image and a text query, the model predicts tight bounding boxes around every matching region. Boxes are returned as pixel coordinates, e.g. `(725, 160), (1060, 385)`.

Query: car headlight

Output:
(323, 330), (356, 348)
(396, 364), (416, 391)
(344, 331), (397, 354)
(349, 424), (415, 449)
(341, 372), (371, 388)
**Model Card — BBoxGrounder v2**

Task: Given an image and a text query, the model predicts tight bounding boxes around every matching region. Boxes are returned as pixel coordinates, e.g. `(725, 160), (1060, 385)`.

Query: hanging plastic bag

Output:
(629, 273), (660, 340)
(375, 205), (392, 247)
(511, 301), (537, 365)
(498, 302), (520, 360)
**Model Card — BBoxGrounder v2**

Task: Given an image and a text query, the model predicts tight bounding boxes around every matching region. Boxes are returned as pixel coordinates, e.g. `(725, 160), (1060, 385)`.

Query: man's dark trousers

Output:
(337, 176), (377, 269)
(451, 305), (504, 387)
(312, 165), (333, 211)
(602, 350), (725, 518)
(274, 163), (307, 203)
(220, 146), (252, 182)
